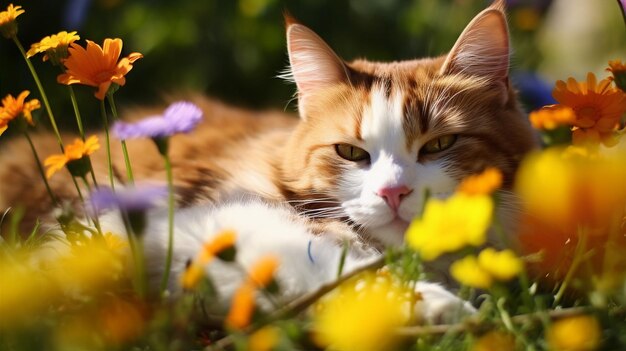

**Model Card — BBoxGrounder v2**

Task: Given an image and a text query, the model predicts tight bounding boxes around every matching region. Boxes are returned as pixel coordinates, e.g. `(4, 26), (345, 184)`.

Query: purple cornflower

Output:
(112, 101), (203, 139)
(90, 185), (168, 214)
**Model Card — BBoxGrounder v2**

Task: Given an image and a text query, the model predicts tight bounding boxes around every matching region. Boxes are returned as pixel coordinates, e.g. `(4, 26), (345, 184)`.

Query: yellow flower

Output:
(547, 315), (601, 351)
(406, 193), (493, 261)
(472, 331), (517, 351)
(312, 272), (411, 351)
(43, 135), (100, 178)
(529, 104), (576, 130)
(57, 38), (143, 100)
(248, 326), (280, 351)
(457, 167), (503, 196)
(180, 230), (238, 289)
(450, 255), (493, 289)
(102, 232), (128, 253)
(225, 255), (280, 329)
(0, 90), (40, 135)
(477, 248), (523, 281)
(0, 4), (24, 39)
(553, 73), (626, 146)
(27, 31), (80, 65)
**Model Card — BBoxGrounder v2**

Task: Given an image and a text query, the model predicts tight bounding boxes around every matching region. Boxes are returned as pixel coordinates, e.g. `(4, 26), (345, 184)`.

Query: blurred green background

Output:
(0, 0), (624, 133)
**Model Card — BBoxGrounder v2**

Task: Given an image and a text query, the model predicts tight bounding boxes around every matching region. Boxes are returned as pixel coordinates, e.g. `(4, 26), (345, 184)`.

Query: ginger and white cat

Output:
(0, 1), (536, 323)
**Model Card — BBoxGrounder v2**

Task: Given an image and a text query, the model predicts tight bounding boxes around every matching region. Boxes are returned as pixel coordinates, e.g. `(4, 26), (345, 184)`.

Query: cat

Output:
(0, 0), (536, 323)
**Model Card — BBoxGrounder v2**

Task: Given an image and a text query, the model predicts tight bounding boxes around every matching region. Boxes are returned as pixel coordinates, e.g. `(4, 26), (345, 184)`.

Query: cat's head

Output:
(280, 0), (538, 246)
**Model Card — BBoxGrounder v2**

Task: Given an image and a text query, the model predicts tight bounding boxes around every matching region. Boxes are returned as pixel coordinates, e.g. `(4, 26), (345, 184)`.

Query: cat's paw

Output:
(413, 282), (476, 325)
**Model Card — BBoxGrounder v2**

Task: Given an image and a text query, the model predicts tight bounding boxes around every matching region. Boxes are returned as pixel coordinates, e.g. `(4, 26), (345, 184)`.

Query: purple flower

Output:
(90, 185), (168, 214)
(112, 101), (203, 139)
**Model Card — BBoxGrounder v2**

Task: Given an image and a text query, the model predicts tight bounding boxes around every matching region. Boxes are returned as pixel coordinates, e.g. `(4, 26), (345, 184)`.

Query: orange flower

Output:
(457, 167), (503, 196)
(27, 31), (80, 65)
(44, 135), (100, 178)
(0, 91), (40, 135)
(57, 38), (143, 100)
(180, 230), (238, 289)
(248, 255), (279, 287)
(552, 72), (626, 146)
(203, 229), (237, 256)
(0, 4), (24, 38)
(529, 104), (576, 130)
(225, 255), (280, 329)
(607, 59), (626, 92)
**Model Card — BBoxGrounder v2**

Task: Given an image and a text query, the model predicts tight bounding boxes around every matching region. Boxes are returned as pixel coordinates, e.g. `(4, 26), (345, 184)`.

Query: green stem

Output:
(107, 93), (134, 184)
(553, 228), (588, 307)
(78, 177), (103, 239)
(121, 212), (146, 298)
(68, 86), (100, 189)
(23, 132), (58, 206)
(159, 152), (175, 294)
(100, 100), (115, 190)
(67, 86), (85, 140)
(13, 37), (64, 151)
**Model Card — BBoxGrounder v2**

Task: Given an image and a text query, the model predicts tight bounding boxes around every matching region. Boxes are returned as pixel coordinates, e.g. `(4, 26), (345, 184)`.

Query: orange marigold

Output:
(607, 59), (626, 93)
(529, 104), (576, 130)
(44, 135), (100, 178)
(0, 4), (24, 38)
(0, 91), (40, 135)
(553, 72), (626, 146)
(457, 167), (503, 196)
(57, 38), (142, 100)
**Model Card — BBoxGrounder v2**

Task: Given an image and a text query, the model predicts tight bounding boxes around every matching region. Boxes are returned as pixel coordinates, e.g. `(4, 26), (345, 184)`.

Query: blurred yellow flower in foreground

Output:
(547, 315), (601, 351)
(406, 193), (493, 261)
(450, 255), (493, 289)
(478, 248), (523, 281)
(553, 73), (626, 146)
(451, 249), (523, 289)
(0, 235), (125, 328)
(472, 331), (517, 351)
(27, 31), (80, 65)
(515, 147), (626, 282)
(248, 325), (281, 351)
(312, 272), (412, 351)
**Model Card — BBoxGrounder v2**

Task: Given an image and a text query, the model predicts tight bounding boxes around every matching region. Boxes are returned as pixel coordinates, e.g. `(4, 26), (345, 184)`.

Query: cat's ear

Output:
(284, 18), (350, 117)
(440, 1), (510, 82)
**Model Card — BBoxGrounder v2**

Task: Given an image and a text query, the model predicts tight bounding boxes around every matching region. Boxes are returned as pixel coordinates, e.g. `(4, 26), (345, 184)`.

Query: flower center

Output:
(95, 70), (114, 82)
(578, 106), (598, 120)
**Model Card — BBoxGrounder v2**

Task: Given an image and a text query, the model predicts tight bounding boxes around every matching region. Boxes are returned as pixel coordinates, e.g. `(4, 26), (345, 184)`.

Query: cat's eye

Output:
(421, 135), (458, 154)
(335, 144), (370, 162)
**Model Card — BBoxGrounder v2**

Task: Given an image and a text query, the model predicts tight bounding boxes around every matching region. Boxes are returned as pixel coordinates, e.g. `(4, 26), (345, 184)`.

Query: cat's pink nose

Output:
(377, 185), (412, 212)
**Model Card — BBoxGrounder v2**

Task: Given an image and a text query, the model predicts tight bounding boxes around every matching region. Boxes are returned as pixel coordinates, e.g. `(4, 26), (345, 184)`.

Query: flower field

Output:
(1, 1), (626, 351)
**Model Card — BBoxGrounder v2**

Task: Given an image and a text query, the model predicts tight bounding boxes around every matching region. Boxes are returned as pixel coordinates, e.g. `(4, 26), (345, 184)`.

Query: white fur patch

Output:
(337, 85), (457, 245)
